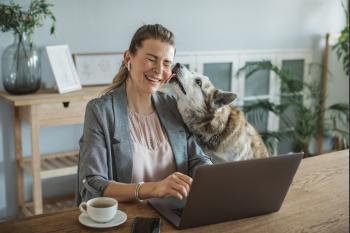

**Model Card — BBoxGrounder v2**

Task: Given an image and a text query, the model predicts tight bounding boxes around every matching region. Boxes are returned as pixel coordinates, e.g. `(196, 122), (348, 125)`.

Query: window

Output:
(203, 63), (232, 92)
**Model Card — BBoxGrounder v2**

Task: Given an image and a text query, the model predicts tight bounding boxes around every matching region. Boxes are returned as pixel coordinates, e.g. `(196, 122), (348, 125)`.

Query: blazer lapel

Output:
(111, 82), (133, 183)
(152, 93), (188, 174)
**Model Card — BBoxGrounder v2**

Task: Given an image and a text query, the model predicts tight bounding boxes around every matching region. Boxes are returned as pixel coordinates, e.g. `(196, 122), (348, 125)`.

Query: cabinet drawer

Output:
(37, 100), (89, 126)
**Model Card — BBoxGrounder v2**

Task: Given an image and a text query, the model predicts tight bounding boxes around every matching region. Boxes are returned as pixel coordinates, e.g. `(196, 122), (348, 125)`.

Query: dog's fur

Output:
(170, 64), (269, 161)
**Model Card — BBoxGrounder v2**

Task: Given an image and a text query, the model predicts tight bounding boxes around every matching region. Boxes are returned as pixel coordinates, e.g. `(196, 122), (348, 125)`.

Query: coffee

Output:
(91, 203), (113, 208)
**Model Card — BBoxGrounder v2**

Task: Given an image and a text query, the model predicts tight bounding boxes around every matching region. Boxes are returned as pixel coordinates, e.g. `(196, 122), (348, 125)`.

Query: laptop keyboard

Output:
(172, 208), (184, 217)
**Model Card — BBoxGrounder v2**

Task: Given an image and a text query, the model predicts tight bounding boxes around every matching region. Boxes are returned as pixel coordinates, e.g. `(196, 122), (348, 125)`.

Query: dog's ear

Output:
(213, 90), (237, 108)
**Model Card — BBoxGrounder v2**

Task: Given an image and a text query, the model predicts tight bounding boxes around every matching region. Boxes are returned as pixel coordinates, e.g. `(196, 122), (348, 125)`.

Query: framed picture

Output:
(46, 45), (82, 94)
(72, 52), (124, 86)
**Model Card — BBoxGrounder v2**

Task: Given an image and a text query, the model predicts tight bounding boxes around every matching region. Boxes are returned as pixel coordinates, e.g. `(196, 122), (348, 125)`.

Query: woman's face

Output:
(127, 39), (175, 94)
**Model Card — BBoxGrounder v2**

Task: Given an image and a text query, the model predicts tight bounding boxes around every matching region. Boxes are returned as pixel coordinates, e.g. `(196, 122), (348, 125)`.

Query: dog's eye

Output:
(195, 79), (202, 87)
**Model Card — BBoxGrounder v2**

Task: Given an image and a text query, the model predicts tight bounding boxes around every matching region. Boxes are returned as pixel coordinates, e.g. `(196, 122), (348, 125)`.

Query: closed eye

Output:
(195, 79), (202, 87)
(147, 58), (156, 62)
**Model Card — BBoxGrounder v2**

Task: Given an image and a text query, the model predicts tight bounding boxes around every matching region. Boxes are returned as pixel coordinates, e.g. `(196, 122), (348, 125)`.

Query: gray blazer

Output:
(76, 82), (212, 204)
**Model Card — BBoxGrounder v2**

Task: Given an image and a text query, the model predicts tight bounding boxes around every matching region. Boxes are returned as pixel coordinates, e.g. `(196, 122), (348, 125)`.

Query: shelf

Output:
(23, 151), (79, 179)
(0, 87), (104, 217)
(21, 194), (76, 217)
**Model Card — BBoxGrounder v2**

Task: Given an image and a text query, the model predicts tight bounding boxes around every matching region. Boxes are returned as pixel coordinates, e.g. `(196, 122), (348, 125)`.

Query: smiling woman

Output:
(124, 39), (175, 99)
(104, 24), (176, 95)
(76, 24), (212, 205)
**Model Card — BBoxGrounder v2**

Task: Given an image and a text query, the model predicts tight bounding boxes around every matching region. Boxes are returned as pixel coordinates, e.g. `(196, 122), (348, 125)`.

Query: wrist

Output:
(139, 182), (158, 199)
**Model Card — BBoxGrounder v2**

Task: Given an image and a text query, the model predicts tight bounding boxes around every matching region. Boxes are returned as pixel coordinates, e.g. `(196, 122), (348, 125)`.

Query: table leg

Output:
(14, 108), (24, 217)
(29, 106), (43, 214)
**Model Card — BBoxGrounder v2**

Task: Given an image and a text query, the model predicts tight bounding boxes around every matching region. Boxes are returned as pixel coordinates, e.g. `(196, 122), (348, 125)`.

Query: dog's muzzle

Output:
(171, 63), (186, 95)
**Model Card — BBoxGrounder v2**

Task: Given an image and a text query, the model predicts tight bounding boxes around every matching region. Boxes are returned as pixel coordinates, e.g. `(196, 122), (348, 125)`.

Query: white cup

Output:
(79, 197), (118, 223)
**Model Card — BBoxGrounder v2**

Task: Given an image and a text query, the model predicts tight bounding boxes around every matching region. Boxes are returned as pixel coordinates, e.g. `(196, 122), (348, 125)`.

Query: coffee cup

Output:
(79, 197), (118, 223)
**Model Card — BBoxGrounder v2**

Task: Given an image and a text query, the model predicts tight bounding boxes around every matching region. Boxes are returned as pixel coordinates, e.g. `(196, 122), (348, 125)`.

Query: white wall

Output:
(327, 48), (349, 106)
(0, 0), (347, 219)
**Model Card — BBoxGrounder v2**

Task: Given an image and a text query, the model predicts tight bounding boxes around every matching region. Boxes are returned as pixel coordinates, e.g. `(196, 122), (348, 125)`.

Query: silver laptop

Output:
(148, 153), (303, 229)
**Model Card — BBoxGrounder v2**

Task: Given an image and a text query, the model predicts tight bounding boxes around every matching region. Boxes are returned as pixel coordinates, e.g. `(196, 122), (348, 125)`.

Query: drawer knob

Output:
(62, 102), (70, 108)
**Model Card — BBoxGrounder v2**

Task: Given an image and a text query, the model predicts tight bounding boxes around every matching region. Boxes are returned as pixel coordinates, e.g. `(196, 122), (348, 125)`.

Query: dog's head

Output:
(170, 63), (237, 116)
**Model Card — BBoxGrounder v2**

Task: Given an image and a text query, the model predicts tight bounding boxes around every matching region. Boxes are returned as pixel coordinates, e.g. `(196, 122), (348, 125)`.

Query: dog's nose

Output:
(172, 63), (182, 73)
(174, 63), (181, 69)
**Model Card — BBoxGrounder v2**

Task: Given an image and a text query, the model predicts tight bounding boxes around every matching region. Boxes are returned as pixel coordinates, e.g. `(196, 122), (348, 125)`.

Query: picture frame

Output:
(46, 45), (82, 94)
(72, 52), (124, 86)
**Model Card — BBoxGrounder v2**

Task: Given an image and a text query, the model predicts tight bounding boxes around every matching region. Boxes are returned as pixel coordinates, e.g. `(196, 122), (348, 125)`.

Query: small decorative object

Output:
(0, 0), (56, 94)
(72, 52), (123, 86)
(46, 45), (81, 94)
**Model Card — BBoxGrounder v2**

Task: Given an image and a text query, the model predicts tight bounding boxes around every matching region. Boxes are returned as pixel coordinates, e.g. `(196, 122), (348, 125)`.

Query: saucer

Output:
(79, 210), (127, 228)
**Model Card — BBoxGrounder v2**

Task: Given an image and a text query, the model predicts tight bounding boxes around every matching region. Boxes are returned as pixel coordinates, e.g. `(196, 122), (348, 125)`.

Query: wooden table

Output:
(0, 86), (107, 216)
(0, 150), (348, 233)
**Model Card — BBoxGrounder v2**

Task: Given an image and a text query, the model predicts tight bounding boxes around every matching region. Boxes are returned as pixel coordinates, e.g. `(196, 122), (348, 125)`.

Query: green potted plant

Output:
(333, 1), (349, 76)
(237, 61), (349, 157)
(0, 0), (55, 94)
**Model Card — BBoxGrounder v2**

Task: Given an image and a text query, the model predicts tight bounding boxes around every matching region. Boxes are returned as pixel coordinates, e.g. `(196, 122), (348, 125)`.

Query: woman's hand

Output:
(154, 172), (193, 200)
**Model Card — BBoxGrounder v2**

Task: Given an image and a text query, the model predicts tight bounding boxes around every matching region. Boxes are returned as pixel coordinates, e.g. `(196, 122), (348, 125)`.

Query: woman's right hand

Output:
(154, 172), (193, 200)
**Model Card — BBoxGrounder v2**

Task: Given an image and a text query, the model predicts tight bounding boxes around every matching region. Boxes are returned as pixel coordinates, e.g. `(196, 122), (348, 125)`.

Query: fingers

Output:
(174, 172), (193, 186)
(172, 176), (190, 194)
(157, 180), (185, 200)
(166, 187), (185, 200)
(170, 182), (189, 199)
(156, 172), (194, 200)
(169, 172), (193, 199)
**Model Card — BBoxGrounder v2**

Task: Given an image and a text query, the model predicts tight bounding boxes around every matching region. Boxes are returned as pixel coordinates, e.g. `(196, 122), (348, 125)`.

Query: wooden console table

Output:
(0, 86), (108, 216)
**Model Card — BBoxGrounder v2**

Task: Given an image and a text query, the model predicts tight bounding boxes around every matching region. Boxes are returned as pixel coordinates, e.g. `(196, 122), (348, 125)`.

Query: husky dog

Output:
(170, 63), (269, 162)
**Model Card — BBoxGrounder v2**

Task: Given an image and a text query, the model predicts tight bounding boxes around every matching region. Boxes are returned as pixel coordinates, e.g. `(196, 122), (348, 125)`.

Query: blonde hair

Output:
(104, 24), (175, 94)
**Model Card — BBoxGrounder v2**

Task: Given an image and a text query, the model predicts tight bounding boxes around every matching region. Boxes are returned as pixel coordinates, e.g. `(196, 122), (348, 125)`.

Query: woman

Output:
(76, 24), (212, 204)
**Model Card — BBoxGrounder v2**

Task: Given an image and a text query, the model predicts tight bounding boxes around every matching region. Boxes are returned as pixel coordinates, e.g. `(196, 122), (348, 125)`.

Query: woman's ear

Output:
(123, 51), (131, 70)
(127, 61), (131, 71)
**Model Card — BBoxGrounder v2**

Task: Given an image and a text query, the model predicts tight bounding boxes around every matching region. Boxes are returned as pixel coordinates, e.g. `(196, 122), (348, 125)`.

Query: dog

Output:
(169, 63), (270, 162)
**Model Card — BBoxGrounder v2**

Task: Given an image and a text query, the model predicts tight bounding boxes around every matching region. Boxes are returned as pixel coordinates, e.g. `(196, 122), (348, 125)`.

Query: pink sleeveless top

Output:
(128, 110), (176, 183)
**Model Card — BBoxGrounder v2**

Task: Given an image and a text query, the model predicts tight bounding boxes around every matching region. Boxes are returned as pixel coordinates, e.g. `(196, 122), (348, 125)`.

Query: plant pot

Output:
(1, 33), (41, 94)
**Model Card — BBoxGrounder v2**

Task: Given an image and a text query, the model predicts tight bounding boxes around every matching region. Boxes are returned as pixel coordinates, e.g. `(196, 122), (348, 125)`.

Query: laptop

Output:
(148, 153), (303, 229)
